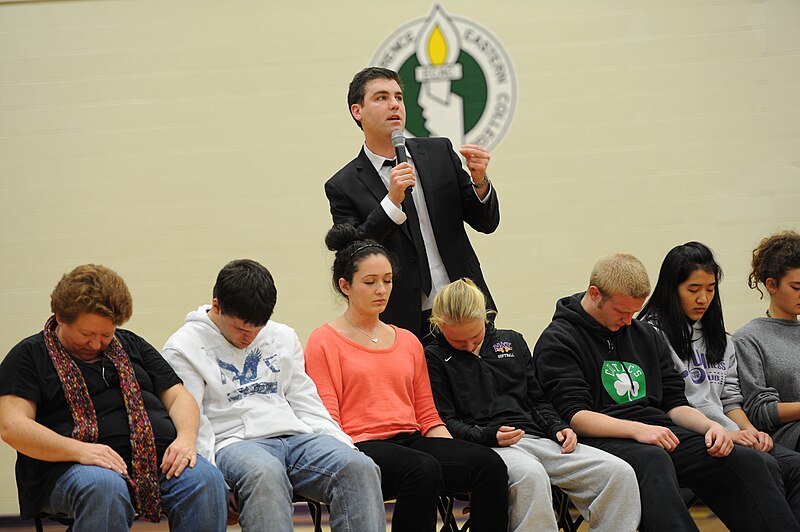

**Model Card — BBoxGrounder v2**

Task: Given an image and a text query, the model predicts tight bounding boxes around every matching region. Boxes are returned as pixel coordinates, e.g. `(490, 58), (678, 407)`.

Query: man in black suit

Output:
(325, 67), (500, 339)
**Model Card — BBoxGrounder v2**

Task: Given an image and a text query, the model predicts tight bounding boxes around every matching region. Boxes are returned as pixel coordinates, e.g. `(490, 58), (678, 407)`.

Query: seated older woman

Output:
(0, 264), (227, 531)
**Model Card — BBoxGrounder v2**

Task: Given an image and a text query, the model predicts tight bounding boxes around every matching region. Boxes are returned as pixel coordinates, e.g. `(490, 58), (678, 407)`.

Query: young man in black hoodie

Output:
(533, 253), (800, 532)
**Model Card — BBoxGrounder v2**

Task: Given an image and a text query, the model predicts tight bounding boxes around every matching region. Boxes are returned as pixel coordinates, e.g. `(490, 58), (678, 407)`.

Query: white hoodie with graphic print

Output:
(162, 305), (353, 463)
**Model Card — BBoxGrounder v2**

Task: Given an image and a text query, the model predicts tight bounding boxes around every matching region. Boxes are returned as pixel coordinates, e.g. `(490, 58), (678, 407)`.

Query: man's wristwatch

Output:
(471, 175), (490, 190)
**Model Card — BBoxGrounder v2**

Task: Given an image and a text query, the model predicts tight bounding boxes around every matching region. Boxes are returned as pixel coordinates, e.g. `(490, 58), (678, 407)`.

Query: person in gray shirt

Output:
(734, 230), (800, 454)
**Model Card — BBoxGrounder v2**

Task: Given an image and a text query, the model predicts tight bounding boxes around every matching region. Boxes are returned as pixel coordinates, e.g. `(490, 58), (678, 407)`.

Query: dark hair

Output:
(748, 230), (800, 298)
(639, 242), (727, 364)
(325, 223), (395, 297)
(213, 259), (277, 326)
(347, 67), (403, 129)
(50, 264), (133, 326)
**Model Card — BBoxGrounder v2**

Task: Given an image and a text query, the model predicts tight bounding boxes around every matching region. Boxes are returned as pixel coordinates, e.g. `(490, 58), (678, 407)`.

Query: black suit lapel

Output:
(354, 148), (390, 202)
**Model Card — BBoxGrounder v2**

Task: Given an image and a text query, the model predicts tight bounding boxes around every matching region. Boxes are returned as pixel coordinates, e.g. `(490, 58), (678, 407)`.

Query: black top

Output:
(532, 292), (688, 426)
(0, 328), (181, 518)
(425, 323), (568, 447)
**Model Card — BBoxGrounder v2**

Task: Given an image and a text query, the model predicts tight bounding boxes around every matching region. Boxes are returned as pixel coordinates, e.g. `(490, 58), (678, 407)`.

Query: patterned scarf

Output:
(43, 315), (162, 522)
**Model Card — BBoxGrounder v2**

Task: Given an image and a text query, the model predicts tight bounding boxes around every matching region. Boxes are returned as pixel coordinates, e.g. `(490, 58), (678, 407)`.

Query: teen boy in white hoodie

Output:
(162, 259), (384, 532)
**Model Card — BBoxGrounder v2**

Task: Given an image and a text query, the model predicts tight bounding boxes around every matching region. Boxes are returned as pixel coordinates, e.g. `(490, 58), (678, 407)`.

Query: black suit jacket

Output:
(325, 136), (500, 337)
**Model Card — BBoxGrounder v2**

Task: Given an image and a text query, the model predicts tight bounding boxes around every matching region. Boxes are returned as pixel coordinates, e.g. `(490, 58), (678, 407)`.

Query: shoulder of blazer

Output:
(407, 136), (450, 155)
(409, 136), (450, 148)
(408, 136), (458, 169)
(327, 148), (368, 186)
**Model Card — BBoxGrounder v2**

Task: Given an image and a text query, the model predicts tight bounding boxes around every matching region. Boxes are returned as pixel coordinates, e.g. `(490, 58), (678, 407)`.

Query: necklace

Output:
(766, 308), (799, 321)
(344, 315), (381, 343)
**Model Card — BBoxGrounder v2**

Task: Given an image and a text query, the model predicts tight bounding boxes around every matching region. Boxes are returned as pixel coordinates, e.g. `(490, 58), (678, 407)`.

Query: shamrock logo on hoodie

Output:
(601, 361), (646, 404)
(613, 373), (639, 397)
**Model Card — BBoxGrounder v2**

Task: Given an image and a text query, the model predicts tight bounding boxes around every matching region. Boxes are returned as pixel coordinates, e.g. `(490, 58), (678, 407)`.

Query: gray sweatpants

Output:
(493, 435), (640, 532)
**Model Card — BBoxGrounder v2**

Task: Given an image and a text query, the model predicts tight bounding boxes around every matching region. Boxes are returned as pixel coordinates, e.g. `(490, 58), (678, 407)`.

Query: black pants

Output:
(772, 443), (800, 524)
(583, 425), (800, 532)
(356, 432), (508, 532)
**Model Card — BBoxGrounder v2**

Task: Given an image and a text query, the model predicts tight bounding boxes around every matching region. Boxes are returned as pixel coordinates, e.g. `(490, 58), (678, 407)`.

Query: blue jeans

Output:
(43, 456), (227, 532)
(216, 433), (385, 532)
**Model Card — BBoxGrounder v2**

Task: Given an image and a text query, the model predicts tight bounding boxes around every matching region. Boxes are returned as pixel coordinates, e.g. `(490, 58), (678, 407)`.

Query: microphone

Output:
(391, 130), (408, 165)
(391, 130), (413, 194)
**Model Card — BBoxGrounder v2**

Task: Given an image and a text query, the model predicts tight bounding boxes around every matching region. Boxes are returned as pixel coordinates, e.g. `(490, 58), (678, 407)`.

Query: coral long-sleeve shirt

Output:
(305, 324), (444, 443)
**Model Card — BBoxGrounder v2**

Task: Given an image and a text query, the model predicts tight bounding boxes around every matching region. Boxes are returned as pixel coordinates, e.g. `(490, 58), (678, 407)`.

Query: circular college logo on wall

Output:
(370, 4), (517, 150)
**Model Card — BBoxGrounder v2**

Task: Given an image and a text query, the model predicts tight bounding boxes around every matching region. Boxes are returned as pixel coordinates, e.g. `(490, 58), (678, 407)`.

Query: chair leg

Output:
(460, 512), (471, 532)
(34, 515), (44, 532)
(437, 495), (458, 532)
(552, 486), (583, 532)
(437, 495), (473, 532)
(306, 500), (323, 532)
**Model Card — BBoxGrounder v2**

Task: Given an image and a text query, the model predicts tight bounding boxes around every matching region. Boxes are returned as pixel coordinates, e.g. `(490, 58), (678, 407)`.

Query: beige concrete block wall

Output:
(0, 0), (797, 516)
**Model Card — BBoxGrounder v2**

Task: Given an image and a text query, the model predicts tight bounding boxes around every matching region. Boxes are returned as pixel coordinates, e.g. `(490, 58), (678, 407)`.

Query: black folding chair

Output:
(34, 513), (73, 532)
(34, 492), (325, 532)
(297, 496), (325, 532)
(439, 487), (584, 532)
(227, 483), (324, 532)
(438, 493), (471, 532)
(552, 485), (584, 532)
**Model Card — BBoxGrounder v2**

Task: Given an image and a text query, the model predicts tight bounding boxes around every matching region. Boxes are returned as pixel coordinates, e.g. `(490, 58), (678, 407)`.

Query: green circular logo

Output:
(370, 4), (516, 150)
